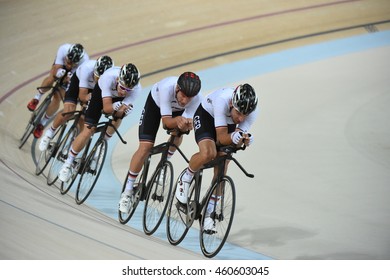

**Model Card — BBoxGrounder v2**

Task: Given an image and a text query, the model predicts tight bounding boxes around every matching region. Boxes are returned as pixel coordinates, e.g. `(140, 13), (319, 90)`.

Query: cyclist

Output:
(27, 43), (89, 138)
(58, 63), (142, 183)
(38, 55), (114, 152)
(118, 71), (202, 214)
(174, 83), (259, 232)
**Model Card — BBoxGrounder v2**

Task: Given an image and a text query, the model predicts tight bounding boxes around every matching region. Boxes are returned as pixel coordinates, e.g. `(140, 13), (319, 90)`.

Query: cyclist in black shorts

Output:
(38, 56), (114, 152)
(119, 72), (202, 214)
(175, 83), (259, 232)
(58, 63), (142, 183)
(28, 43), (89, 138)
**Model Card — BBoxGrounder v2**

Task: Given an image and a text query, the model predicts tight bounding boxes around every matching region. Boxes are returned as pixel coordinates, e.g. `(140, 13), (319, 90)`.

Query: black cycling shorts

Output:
(138, 92), (184, 143)
(84, 83), (123, 126)
(64, 74), (80, 104)
(193, 104), (236, 144)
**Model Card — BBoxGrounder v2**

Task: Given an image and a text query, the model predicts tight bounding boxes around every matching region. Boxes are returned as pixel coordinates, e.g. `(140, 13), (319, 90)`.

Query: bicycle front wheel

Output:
(200, 176), (236, 258)
(166, 170), (196, 246)
(35, 123), (66, 176)
(118, 167), (145, 224)
(19, 98), (50, 149)
(47, 126), (78, 187)
(19, 120), (35, 150)
(75, 139), (107, 204)
(143, 161), (173, 235)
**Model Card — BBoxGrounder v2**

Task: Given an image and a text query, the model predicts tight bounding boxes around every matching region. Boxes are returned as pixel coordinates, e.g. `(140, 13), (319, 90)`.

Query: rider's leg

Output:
(184, 139), (217, 181)
(175, 139), (217, 203)
(167, 134), (183, 160)
(45, 102), (76, 138)
(123, 141), (154, 195)
(105, 118), (122, 140)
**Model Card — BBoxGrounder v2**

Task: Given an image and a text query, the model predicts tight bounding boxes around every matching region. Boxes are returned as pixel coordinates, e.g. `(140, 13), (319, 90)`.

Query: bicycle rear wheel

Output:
(47, 126), (78, 187)
(75, 139), (107, 204)
(200, 176), (236, 258)
(118, 167), (145, 224)
(143, 161), (173, 235)
(166, 170), (196, 245)
(35, 123), (66, 176)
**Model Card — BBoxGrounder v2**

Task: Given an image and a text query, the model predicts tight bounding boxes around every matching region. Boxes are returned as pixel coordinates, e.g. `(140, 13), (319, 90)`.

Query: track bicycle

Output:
(19, 75), (67, 149)
(119, 129), (190, 236)
(74, 113), (127, 205)
(166, 145), (254, 258)
(45, 107), (85, 191)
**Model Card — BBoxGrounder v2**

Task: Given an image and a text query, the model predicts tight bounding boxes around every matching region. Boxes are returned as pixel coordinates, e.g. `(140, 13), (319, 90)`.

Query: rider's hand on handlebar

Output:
(242, 132), (253, 146)
(231, 130), (243, 144)
(123, 104), (133, 116)
(177, 117), (193, 132)
(231, 131), (253, 146)
(112, 102), (133, 119)
(112, 101), (122, 111)
(56, 68), (66, 78)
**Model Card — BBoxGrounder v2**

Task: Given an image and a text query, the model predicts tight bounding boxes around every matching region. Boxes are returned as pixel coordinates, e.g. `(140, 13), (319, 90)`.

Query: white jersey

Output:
(76, 59), (96, 89)
(151, 76), (202, 118)
(54, 43), (89, 74)
(201, 87), (258, 132)
(98, 66), (142, 106)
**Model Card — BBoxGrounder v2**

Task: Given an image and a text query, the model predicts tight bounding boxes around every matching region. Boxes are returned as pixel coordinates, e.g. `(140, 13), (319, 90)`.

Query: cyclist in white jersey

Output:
(58, 63), (142, 182)
(38, 56), (114, 152)
(27, 43), (89, 138)
(118, 72), (202, 214)
(175, 83), (259, 232)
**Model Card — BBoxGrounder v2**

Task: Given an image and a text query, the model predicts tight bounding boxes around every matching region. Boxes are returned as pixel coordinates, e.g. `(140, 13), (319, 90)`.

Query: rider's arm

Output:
(215, 126), (236, 146)
(78, 87), (90, 104)
(49, 64), (65, 80)
(102, 97), (115, 114)
(161, 116), (192, 131)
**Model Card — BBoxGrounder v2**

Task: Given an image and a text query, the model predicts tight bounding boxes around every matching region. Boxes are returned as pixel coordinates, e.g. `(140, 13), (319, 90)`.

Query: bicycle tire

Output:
(47, 126), (78, 186)
(35, 123), (66, 176)
(19, 98), (50, 149)
(118, 167), (145, 224)
(166, 169), (196, 245)
(75, 139), (107, 204)
(200, 176), (236, 258)
(143, 161), (174, 235)
(19, 121), (35, 150)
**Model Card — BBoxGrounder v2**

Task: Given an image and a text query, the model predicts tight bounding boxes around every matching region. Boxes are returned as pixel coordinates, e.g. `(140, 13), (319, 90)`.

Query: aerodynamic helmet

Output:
(67, 43), (85, 64)
(232, 83), (258, 115)
(118, 63), (140, 88)
(177, 72), (201, 97)
(94, 55), (113, 77)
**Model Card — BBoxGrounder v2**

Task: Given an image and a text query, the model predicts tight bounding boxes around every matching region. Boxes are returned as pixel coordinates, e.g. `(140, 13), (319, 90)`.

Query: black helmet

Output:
(67, 43), (85, 63)
(177, 72), (201, 97)
(94, 55), (113, 77)
(232, 84), (258, 115)
(119, 63), (140, 88)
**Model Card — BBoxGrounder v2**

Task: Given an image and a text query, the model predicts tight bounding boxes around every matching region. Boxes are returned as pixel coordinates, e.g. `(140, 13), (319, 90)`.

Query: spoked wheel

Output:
(75, 139), (107, 204)
(118, 168), (145, 224)
(143, 161), (173, 235)
(199, 176), (236, 258)
(166, 170), (196, 246)
(19, 99), (50, 149)
(47, 126), (78, 187)
(19, 120), (35, 150)
(35, 123), (66, 176)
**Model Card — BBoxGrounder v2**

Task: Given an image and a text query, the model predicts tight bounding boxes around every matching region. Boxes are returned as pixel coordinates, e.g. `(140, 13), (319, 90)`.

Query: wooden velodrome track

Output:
(1, 0), (390, 260)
